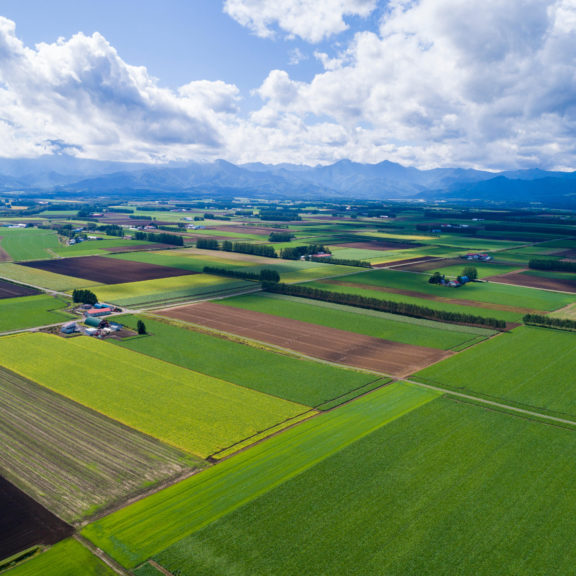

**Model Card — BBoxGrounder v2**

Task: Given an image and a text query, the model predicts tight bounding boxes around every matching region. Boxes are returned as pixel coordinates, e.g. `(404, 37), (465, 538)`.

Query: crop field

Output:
(0, 278), (38, 299)
(401, 258), (522, 278)
(21, 255), (194, 284)
(92, 274), (253, 308)
(114, 315), (384, 408)
(141, 397), (576, 576)
(218, 293), (494, 350)
(0, 333), (309, 458)
(0, 227), (61, 261)
(3, 538), (116, 576)
(0, 295), (72, 332)
(158, 302), (452, 376)
(0, 476), (72, 563)
(415, 326), (576, 419)
(488, 270), (576, 293)
(0, 262), (102, 291)
(0, 365), (200, 521)
(83, 382), (439, 568)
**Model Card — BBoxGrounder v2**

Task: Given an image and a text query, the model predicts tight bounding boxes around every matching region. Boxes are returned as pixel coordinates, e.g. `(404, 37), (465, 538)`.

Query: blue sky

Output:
(0, 1), (574, 169)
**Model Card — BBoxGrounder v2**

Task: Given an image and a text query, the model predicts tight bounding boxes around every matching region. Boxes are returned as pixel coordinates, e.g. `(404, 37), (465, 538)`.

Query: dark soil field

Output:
(20, 255), (194, 284)
(488, 271), (576, 293)
(158, 302), (452, 377)
(0, 476), (72, 561)
(103, 243), (173, 253)
(0, 279), (39, 299)
(373, 256), (444, 268)
(334, 241), (422, 251)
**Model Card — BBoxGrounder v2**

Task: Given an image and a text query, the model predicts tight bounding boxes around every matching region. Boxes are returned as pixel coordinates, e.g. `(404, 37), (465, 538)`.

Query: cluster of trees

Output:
(528, 259), (576, 272)
(222, 241), (277, 258)
(259, 210), (301, 221)
(523, 314), (576, 331)
(196, 238), (219, 250)
(262, 283), (506, 329)
(72, 289), (98, 305)
(133, 231), (184, 246)
(280, 244), (329, 260)
(203, 266), (280, 283)
(107, 207), (134, 214)
(268, 231), (294, 243)
(98, 224), (124, 237)
(308, 256), (372, 268)
(429, 266), (478, 285)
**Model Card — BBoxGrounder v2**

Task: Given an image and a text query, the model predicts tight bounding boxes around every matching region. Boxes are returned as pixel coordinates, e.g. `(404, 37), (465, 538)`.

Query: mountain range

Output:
(1, 155), (576, 206)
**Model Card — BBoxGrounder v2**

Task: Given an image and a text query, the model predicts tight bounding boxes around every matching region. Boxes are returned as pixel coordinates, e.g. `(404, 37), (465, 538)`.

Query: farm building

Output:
(84, 307), (114, 317)
(61, 322), (79, 334)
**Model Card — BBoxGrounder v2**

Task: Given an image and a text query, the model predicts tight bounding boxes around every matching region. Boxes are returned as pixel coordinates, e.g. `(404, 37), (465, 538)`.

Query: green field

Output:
(415, 326), (576, 419)
(83, 383), (438, 568)
(52, 237), (152, 257)
(0, 295), (73, 332)
(114, 315), (384, 407)
(89, 274), (253, 308)
(0, 333), (308, 457)
(142, 397), (576, 576)
(0, 227), (61, 261)
(3, 539), (116, 576)
(218, 293), (494, 350)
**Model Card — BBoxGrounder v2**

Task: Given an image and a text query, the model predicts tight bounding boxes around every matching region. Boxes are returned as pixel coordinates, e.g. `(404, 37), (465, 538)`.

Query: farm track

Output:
(157, 302), (452, 377)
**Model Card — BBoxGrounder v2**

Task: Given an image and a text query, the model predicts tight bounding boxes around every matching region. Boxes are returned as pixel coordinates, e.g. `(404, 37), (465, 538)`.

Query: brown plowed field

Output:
(0, 476), (72, 561)
(488, 271), (576, 293)
(0, 237), (10, 262)
(103, 243), (172, 253)
(334, 241), (422, 251)
(158, 302), (452, 377)
(20, 255), (194, 284)
(0, 279), (39, 299)
(373, 256), (444, 268)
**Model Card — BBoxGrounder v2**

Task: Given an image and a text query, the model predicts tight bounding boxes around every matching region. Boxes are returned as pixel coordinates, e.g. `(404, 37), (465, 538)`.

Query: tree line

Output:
(195, 238), (277, 258)
(528, 259), (576, 273)
(262, 283), (506, 329)
(203, 266), (280, 283)
(523, 314), (576, 331)
(133, 231), (184, 246)
(308, 256), (372, 268)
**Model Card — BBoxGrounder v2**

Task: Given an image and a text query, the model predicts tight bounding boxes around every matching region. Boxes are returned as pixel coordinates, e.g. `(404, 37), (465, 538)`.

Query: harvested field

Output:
(0, 278), (39, 299)
(20, 255), (194, 284)
(333, 241), (421, 251)
(0, 365), (199, 521)
(0, 476), (72, 562)
(487, 271), (576, 293)
(158, 302), (452, 377)
(373, 256), (444, 268)
(103, 243), (173, 253)
(0, 238), (10, 262)
(399, 257), (463, 272)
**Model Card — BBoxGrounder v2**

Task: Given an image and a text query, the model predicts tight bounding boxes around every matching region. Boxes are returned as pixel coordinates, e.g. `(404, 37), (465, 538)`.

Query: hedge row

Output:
(203, 266), (280, 283)
(523, 314), (576, 331)
(528, 259), (576, 272)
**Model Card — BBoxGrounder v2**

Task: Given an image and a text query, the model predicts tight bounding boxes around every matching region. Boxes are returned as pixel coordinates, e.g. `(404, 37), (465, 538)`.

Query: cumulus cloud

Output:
(223, 0), (377, 43)
(0, 17), (239, 161)
(245, 0), (576, 169)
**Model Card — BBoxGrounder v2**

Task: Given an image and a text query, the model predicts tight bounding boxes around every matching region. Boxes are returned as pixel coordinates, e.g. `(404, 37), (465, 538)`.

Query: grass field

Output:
(415, 326), (576, 419)
(143, 397), (576, 576)
(0, 295), (73, 332)
(89, 274), (253, 308)
(0, 262), (102, 291)
(0, 228), (61, 261)
(3, 539), (115, 576)
(114, 315), (384, 408)
(83, 382), (438, 568)
(218, 293), (494, 350)
(52, 237), (153, 258)
(0, 333), (309, 457)
(0, 365), (199, 521)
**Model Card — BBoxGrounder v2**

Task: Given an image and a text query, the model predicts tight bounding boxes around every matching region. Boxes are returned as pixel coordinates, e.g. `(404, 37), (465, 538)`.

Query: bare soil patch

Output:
(20, 255), (194, 284)
(0, 475), (72, 561)
(334, 241), (422, 251)
(488, 271), (576, 293)
(158, 302), (452, 377)
(373, 256), (444, 269)
(0, 278), (39, 299)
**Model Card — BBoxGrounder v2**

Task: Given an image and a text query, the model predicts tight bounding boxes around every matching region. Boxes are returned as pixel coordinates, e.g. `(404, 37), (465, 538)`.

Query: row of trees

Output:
(528, 259), (576, 273)
(280, 244), (329, 260)
(203, 266), (280, 283)
(262, 283), (506, 329)
(308, 256), (372, 268)
(523, 314), (576, 331)
(222, 241), (277, 258)
(133, 231), (184, 246)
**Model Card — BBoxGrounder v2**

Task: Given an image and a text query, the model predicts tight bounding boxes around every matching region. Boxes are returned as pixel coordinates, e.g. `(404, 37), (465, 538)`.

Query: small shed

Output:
(61, 322), (78, 334)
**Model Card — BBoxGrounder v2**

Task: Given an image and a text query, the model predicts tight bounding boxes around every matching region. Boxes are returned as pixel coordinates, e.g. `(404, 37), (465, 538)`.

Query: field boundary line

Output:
(73, 534), (134, 576)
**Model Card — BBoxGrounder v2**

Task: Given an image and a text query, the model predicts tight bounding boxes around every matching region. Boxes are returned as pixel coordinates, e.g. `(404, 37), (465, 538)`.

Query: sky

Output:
(0, 0), (574, 170)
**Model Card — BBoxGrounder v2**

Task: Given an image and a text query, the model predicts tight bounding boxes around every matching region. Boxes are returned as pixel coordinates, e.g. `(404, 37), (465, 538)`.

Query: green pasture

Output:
(0, 295), (72, 332)
(0, 227), (61, 261)
(52, 237), (152, 258)
(83, 382), (438, 568)
(3, 539), (116, 576)
(423, 236), (524, 251)
(0, 333), (307, 457)
(115, 315), (383, 408)
(0, 262), (102, 291)
(90, 274), (253, 308)
(415, 326), (576, 419)
(419, 260), (522, 279)
(219, 293), (494, 350)
(144, 397), (576, 576)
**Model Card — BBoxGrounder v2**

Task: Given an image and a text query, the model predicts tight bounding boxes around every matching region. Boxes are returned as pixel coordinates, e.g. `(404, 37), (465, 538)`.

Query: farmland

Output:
(114, 315), (384, 408)
(0, 295), (72, 332)
(0, 333), (309, 457)
(0, 278), (39, 299)
(143, 397), (576, 576)
(0, 262), (102, 291)
(158, 302), (453, 377)
(0, 365), (200, 521)
(0, 227), (61, 261)
(83, 382), (439, 568)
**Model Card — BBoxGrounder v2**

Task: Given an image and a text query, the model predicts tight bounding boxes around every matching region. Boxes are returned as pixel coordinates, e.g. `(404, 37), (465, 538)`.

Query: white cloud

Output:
(0, 17), (239, 161)
(223, 0), (377, 43)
